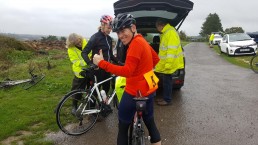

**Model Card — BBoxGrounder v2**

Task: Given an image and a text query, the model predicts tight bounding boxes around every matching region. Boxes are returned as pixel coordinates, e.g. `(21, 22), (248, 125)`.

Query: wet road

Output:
(47, 42), (258, 145)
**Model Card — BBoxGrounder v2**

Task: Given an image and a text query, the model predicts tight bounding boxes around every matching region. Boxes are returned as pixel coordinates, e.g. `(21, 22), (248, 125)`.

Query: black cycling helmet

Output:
(112, 13), (136, 32)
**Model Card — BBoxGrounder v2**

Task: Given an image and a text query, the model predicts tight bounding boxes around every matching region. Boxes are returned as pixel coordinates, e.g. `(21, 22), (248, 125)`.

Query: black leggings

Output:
(117, 117), (161, 145)
(71, 76), (90, 107)
(94, 68), (111, 93)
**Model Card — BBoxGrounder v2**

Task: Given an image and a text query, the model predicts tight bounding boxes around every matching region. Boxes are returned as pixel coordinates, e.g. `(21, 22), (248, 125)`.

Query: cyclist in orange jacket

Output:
(93, 13), (161, 145)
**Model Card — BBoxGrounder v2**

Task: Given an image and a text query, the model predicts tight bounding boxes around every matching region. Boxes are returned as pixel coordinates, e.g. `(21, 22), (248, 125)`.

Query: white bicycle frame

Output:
(80, 74), (117, 115)
(1, 79), (31, 86)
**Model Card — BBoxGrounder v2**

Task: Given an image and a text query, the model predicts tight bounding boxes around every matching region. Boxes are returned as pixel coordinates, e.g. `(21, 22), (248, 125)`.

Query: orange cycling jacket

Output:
(98, 34), (160, 97)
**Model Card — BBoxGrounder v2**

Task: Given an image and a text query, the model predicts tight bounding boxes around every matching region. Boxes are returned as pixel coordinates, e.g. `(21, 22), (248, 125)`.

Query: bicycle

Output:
(128, 90), (150, 145)
(0, 68), (45, 90)
(55, 67), (119, 136)
(250, 53), (258, 73)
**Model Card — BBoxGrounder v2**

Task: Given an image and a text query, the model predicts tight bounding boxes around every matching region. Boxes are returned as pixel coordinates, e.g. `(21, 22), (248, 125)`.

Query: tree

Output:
(179, 30), (187, 41)
(41, 35), (58, 41)
(199, 13), (223, 37)
(60, 37), (66, 41)
(224, 27), (244, 34)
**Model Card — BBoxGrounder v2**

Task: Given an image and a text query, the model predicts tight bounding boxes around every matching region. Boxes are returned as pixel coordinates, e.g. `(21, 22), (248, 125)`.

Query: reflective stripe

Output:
(74, 72), (84, 78)
(159, 44), (180, 51)
(159, 52), (184, 59)
(74, 72), (80, 76)
(168, 44), (181, 49)
(73, 49), (85, 63)
(177, 52), (184, 58)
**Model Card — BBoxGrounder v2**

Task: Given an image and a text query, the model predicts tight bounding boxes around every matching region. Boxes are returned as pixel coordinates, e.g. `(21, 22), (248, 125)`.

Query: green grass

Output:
(181, 41), (188, 47)
(0, 36), (73, 144)
(211, 44), (254, 69)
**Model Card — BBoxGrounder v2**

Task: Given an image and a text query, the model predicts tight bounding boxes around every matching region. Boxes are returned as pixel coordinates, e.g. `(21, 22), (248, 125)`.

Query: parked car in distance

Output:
(113, 0), (194, 90)
(212, 34), (223, 45)
(219, 33), (257, 56)
(247, 33), (258, 44)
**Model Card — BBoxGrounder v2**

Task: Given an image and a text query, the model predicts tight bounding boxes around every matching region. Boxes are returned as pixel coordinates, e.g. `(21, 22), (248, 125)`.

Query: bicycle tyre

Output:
(129, 118), (146, 145)
(56, 89), (101, 136)
(250, 55), (258, 73)
(22, 74), (45, 90)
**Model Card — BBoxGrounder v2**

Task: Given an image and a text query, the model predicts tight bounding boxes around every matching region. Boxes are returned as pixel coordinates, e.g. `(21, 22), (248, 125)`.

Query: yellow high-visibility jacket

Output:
(209, 34), (215, 42)
(115, 76), (126, 103)
(67, 39), (91, 78)
(155, 24), (184, 74)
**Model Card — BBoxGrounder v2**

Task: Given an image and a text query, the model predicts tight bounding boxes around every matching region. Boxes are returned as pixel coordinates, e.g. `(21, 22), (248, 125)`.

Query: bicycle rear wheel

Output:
(250, 55), (258, 73)
(22, 74), (45, 90)
(56, 90), (101, 136)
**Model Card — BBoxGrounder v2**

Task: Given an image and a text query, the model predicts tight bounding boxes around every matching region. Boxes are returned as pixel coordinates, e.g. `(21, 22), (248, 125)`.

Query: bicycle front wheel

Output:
(56, 90), (101, 136)
(250, 55), (258, 73)
(22, 74), (45, 90)
(129, 119), (146, 145)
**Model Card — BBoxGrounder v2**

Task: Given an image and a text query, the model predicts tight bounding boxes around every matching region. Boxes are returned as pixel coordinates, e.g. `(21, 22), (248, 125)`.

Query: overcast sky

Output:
(0, 0), (257, 38)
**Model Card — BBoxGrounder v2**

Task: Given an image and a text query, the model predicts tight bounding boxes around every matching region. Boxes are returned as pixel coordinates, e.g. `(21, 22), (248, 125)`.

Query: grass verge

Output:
(211, 44), (255, 69)
(0, 47), (72, 144)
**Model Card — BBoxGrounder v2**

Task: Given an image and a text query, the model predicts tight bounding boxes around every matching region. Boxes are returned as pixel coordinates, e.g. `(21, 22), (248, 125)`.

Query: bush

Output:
(0, 35), (36, 75)
(0, 35), (34, 51)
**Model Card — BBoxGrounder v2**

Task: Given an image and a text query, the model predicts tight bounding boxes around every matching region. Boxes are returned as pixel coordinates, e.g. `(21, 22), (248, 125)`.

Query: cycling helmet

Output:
(112, 13), (136, 32)
(100, 15), (113, 24)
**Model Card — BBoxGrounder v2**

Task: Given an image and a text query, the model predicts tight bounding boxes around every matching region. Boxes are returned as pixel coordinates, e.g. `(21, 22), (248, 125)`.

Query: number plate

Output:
(240, 49), (250, 52)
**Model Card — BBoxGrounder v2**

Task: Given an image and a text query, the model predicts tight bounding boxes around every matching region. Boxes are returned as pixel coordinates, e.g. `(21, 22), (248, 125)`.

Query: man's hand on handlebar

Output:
(89, 63), (99, 70)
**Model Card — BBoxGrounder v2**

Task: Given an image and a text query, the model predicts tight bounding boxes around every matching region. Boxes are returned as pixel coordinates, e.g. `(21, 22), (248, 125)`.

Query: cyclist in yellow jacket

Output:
(155, 18), (184, 106)
(209, 33), (215, 47)
(66, 33), (91, 115)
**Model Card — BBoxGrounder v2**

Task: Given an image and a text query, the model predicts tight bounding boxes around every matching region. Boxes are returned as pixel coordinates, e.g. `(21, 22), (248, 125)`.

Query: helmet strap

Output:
(126, 27), (135, 46)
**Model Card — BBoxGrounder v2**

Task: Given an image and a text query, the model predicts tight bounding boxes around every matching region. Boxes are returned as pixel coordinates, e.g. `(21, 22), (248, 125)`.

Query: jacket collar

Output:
(161, 23), (173, 35)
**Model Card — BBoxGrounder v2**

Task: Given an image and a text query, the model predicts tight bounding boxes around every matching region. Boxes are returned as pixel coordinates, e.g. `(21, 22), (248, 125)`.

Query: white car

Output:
(219, 33), (257, 56)
(212, 34), (223, 45)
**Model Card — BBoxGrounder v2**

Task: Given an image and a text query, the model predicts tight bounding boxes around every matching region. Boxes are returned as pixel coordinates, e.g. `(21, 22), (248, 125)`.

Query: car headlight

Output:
(249, 42), (257, 46)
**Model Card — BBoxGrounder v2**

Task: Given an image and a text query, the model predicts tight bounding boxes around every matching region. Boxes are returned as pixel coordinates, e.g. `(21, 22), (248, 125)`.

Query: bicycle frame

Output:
(79, 74), (117, 115)
(0, 71), (45, 89)
(0, 79), (31, 87)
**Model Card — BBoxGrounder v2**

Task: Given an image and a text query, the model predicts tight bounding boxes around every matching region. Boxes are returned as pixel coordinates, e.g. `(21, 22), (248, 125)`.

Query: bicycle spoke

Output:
(56, 90), (101, 135)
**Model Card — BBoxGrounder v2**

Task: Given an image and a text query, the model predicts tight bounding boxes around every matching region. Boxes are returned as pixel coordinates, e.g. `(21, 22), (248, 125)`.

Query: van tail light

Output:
(175, 80), (184, 84)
